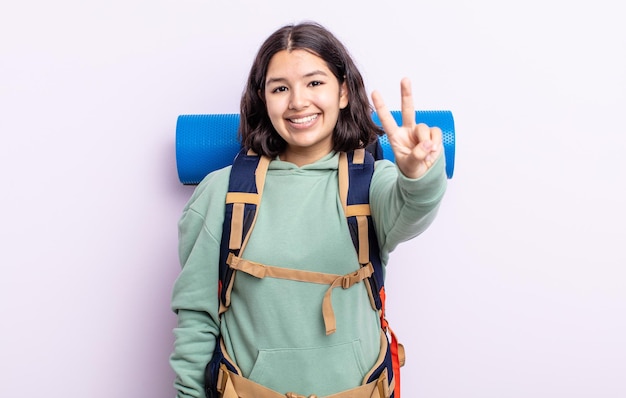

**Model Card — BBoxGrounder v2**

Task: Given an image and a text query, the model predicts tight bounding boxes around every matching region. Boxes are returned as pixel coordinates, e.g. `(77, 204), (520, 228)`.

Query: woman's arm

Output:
(170, 171), (229, 398)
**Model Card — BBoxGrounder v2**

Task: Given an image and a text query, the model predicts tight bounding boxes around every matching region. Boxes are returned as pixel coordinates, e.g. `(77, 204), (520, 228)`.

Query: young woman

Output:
(171, 22), (447, 398)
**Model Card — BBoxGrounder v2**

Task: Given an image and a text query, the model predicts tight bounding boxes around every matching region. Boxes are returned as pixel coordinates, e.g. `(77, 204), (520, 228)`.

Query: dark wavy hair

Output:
(239, 22), (384, 157)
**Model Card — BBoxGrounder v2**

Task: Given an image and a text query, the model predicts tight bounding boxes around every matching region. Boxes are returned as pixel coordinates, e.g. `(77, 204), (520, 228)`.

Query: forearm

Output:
(371, 152), (447, 253)
(171, 309), (219, 398)
(171, 208), (222, 397)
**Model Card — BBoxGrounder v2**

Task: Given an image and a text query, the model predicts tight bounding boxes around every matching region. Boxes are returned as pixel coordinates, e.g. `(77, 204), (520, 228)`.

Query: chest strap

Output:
(228, 253), (374, 335)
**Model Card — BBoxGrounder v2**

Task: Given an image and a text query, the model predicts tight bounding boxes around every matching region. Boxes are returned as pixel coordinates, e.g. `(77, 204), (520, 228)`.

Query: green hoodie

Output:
(171, 151), (447, 397)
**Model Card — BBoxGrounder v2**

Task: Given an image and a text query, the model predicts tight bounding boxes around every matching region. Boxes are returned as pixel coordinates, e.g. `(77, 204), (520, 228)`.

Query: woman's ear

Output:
(339, 81), (349, 109)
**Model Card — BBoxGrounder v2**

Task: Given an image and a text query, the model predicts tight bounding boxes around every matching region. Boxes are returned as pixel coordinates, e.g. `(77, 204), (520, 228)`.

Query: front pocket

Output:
(248, 339), (368, 396)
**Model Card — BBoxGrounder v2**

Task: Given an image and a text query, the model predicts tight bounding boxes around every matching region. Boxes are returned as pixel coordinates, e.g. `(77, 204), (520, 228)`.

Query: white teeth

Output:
(290, 114), (318, 124)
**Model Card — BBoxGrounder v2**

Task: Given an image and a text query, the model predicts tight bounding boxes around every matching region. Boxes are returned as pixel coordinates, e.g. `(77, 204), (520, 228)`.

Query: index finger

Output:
(371, 90), (399, 135)
(400, 77), (416, 128)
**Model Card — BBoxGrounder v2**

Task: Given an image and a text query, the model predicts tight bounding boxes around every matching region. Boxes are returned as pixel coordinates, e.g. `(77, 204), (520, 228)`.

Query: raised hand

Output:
(371, 78), (443, 179)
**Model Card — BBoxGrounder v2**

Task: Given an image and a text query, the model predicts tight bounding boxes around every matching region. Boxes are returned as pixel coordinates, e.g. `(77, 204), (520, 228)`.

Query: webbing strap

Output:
(338, 152), (349, 214)
(344, 204), (370, 217)
(321, 262), (373, 335)
(241, 155), (270, 253)
(378, 287), (403, 398)
(225, 192), (261, 204)
(387, 326), (403, 398)
(338, 149), (373, 283)
(228, 254), (374, 335)
(353, 147), (366, 165)
(225, 156), (270, 251)
(356, 215), (370, 265)
(217, 364), (388, 398)
(229, 203), (245, 250)
(220, 154), (271, 313)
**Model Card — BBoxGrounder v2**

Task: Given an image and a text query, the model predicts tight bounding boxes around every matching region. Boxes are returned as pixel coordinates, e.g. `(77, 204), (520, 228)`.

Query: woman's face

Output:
(264, 49), (348, 166)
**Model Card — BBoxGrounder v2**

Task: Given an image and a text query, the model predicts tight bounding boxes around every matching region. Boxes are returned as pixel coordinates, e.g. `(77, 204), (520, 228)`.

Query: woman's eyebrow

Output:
(303, 70), (328, 78)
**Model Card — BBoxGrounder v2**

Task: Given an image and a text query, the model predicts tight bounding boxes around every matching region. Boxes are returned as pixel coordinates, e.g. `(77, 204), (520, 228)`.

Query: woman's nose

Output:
(288, 88), (310, 110)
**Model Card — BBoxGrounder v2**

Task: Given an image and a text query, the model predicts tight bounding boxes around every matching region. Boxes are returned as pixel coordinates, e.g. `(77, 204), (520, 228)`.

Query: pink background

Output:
(2, 1), (624, 397)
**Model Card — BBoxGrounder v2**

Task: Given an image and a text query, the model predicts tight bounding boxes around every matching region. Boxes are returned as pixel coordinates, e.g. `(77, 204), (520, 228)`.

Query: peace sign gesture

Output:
(371, 78), (443, 179)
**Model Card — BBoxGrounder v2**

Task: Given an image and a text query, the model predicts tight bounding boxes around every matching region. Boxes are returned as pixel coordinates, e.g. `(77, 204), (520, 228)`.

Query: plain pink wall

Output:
(1, 1), (625, 397)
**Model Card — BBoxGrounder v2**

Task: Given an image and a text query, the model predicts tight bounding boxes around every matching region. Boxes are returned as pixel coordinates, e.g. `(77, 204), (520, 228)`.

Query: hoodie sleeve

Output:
(370, 152), (447, 259)
(170, 168), (230, 398)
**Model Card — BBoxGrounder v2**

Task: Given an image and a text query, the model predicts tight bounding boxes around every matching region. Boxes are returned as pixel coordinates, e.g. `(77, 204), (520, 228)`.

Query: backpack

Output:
(205, 142), (404, 398)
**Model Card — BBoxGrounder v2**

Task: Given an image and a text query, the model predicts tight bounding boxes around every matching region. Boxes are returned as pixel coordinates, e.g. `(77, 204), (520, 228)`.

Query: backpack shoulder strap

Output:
(341, 148), (403, 398)
(218, 147), (269, 314)
(338, 148), (384, 311)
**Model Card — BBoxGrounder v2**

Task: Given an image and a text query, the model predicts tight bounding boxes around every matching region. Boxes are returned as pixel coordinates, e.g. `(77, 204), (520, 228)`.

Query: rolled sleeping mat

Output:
(176, 111), (455, 185)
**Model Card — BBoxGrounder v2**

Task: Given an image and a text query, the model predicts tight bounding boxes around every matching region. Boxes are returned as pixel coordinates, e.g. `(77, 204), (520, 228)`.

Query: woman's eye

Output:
(309, 81), (323, 87)
(271, 86), (288, 93)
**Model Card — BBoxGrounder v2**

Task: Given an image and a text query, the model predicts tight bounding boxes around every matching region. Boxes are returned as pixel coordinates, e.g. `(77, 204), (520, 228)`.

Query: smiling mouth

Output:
(288, 114), (319, 124)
